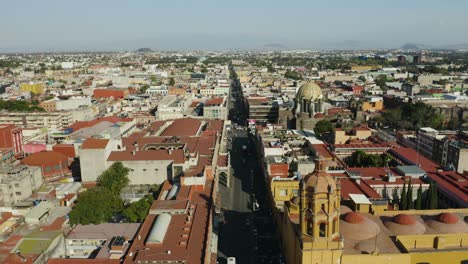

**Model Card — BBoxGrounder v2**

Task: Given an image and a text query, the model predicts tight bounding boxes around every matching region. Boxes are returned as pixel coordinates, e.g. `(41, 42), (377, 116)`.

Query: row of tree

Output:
(399, 180), (438, 210)
(69, 162), (156, 225)
(0, 100), (45, 112)
(382, 101), (444, 130)
(284, 69), (303, 80)
(345, 150), (393, 167)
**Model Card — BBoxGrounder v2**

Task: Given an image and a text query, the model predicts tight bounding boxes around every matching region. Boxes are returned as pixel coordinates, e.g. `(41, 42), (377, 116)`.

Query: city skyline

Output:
(2, 0), (468, 52)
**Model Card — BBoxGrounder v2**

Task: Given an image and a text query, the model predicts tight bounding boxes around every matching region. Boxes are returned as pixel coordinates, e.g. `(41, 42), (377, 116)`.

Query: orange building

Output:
(361, 97), (384, 112)
(21, 151), (70, 182)
(168, 86), (186, 95)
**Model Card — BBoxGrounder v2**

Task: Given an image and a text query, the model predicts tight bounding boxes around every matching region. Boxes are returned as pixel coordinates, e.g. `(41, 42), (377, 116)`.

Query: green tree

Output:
(123, 195), (154, 222)
(69, 187), (123, 225)
(431, 183), (439, 209)
(97, 162), (130, 195)
(400, 181), (407, 210)
(0, 99), (45, 112)
(284, 69), (303, 80)
(406, 180), (414, 210)
(415, 184), (423, 210)
(425, 182), (439, 209)
(168, 77), (175, 86)
(358, 76), (366, 82)
(446, 118), (460, 130)
(313, 119), (334, 137)
(375, 75), (388, 87)
(140, 84), (150, 94)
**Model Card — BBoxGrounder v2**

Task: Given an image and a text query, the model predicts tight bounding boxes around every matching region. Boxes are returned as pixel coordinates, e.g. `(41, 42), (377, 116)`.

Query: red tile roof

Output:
(269, 163), (289, 177)
(217, 154), (228, 167)
(81, 138), (110, 149)
(311, 144), (334, 160)
(327, 107), (351, 116)
(390, 147), (468, 206)
(205, 98), (224, 106)
(160, 118), (202, 137)
(124, 181), (213, 264)
(333, 143), (393, 149)
(52, 144), (76, 158)
(107, 149), (186, 164)
(48, 259), (120, 264)
(21, 151), (69, 166)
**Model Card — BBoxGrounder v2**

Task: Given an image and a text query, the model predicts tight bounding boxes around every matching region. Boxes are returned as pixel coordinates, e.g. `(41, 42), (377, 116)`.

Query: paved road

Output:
(217, 68), (283, 264)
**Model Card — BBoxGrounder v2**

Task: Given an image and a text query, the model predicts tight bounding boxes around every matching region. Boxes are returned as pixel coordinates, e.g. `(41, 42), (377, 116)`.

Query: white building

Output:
(79, 138), (120, 182)
(0, 165), (43, 207)
(156, 95), (192, 120)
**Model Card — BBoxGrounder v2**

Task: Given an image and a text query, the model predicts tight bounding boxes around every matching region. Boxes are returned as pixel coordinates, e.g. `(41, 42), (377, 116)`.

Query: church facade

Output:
(275, 158), (468, 264)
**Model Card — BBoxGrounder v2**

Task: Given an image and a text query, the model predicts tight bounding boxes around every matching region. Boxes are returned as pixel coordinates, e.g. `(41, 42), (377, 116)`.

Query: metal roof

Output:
(349, 194), (372, 205)
(146, 214), (172, 244)
(395, 165), (426, 177)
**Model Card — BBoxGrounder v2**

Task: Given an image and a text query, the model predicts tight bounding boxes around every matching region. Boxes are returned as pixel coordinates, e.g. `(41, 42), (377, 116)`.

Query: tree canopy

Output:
(382, 101), (444, 130)
(69, 187), (123, 225)
(123, 195), (154, 223)
(97, 162), (130, 195)
(346, 150), (393, 167)
(0, 100), (45, 112)
(313, 119), (334, 137)
(140, 84), (150, 94)
(168, 77), (176, 86)
(284, 69), (303, 80)
(70, 162), (129, 225)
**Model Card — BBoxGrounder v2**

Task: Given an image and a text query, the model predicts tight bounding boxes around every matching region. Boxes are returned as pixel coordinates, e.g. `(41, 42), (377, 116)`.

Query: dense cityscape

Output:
(0, 48), (466, 264)
(1, 1), (468, 263)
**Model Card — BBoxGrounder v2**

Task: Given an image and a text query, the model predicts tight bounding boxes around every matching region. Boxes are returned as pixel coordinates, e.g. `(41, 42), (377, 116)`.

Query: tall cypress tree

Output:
(407, 180), (414, 210)
(415, 184), (423, 210)
(425, 182), (432, 209)
(400, 181), (407, 210)
(431, 183), (439, 209)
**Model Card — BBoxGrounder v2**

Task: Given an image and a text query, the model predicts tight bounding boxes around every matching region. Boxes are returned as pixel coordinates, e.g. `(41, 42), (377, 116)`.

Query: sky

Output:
(1, 0), (468, 52)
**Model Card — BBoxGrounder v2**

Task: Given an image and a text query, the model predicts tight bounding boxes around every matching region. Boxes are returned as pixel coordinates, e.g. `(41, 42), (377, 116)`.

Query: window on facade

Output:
(45, 166), (52, 172)
(292, 189), (299, 196)
(15, 192), (21, 196)
(319, 223), (326, 237)
(279, 189), (288, 196)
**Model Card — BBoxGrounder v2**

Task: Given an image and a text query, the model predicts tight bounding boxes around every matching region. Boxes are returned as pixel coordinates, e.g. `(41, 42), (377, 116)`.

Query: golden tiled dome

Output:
(296, 82), (323, 101)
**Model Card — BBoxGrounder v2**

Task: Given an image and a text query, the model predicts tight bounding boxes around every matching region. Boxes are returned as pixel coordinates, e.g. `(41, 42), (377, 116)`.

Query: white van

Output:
(227, 257), (236, 264)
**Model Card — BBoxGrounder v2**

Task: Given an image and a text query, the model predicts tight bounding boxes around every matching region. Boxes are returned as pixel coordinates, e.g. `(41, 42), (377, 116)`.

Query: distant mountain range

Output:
(135, 48), (154, 53)
(401, 42), (468, 50)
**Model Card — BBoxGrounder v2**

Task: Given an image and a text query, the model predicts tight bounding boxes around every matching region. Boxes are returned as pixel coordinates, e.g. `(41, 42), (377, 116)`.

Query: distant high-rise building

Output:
(397, 55), (406, 64)
(413, 54), (422, 64)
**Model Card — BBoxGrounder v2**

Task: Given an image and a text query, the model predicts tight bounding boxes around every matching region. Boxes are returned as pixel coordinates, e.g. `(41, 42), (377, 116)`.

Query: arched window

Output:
(319, 223), (326, 237)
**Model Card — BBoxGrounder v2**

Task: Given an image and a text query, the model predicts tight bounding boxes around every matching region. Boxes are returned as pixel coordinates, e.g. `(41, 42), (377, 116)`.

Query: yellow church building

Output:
(274, 158), (468, 264)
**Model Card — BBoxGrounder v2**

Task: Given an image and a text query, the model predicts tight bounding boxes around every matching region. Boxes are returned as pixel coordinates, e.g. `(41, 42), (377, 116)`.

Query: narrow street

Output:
(217, 67), (282, 264)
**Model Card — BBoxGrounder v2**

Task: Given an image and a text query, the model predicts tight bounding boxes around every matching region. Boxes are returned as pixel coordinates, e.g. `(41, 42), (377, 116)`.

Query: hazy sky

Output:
(2, 0), (468, 52)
